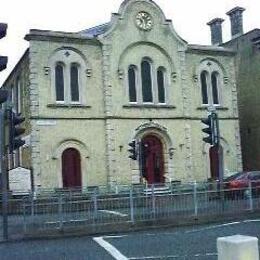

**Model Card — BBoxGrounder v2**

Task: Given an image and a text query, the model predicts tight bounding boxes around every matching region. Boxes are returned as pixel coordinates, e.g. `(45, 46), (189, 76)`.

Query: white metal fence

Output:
(1, 180), (260, 238)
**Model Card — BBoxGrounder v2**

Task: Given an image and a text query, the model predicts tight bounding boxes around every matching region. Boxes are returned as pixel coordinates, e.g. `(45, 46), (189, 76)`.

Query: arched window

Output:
(55, 63), (65, 102)
(200, 71), (208, 105)
(211, 72), (219, 105)
(70, 63), (80, 102)
(128, 65), (137, 102)
(51, 49), (88, 105)
(157, 67), (166, 103)
(141, 60), (153, 103)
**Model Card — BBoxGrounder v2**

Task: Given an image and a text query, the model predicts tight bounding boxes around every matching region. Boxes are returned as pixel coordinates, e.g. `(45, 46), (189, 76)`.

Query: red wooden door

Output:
(62, 148), (82, 188)
(142, 135), (164, 184)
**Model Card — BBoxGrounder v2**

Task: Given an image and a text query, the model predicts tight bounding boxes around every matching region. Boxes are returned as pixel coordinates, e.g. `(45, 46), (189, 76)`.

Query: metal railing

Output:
(1, 180), (260, 239)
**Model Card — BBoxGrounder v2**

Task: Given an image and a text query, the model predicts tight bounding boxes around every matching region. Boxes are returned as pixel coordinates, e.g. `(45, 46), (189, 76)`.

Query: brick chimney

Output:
(207, 18), (224, 45)
(226, 7), (245, 38)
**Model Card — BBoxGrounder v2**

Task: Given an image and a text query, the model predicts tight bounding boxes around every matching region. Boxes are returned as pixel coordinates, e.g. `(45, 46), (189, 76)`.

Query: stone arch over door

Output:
(133, 122), (174, 184)
(52, 140), (89, 188)
(202, 137), (237, 180)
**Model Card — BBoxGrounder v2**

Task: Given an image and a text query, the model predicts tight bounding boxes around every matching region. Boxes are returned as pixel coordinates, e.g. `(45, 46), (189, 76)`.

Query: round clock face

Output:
(136, 11), (153, 31)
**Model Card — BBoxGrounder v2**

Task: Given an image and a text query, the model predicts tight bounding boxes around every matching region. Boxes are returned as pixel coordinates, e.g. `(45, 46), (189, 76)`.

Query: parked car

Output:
(224, 171), (260, 198)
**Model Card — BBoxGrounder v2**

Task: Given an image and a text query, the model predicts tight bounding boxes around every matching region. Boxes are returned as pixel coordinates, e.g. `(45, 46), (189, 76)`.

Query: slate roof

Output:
(79, 23), (110, 37)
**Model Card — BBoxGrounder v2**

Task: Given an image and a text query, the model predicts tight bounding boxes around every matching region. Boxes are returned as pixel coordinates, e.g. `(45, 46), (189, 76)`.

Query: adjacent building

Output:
(208, 7), (260, 171)
(2, 0), (242, 191)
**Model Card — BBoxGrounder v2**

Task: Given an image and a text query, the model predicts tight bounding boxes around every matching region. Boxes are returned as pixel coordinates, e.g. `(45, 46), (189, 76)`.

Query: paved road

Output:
(0, 218), (260, 259)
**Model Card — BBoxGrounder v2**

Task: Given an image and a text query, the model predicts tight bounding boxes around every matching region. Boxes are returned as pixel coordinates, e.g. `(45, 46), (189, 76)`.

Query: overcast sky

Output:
(1, 0), (260, 86)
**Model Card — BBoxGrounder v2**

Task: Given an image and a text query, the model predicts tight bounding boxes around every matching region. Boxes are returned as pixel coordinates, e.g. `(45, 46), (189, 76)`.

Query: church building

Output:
(2, 0), (242, 191)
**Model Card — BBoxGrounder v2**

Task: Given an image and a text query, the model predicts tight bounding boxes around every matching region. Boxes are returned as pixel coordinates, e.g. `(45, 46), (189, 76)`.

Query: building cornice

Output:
(187, 44), (236, 56)
(30, 116), (239, 120)
(25, 29), (100, 45)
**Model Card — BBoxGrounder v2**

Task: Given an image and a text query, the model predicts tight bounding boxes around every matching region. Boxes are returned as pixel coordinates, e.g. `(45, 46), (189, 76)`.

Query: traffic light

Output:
(0, 23), (8, 72)
(0, 23), (7, 39)
(128, 140), (137, 160)
(201, 114), (213, 145)
(211, 112), (219, 146)
(9, 111), (25, 153)
(0, 89), (8, 105)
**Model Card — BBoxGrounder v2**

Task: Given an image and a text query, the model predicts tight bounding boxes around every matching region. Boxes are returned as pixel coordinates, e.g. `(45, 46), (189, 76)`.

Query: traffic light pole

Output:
(0, 108), (8, 240)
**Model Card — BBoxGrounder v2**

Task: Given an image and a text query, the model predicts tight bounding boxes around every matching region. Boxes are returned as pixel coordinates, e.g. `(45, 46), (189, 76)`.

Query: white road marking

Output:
(139, 219), (260, 237)
(243, 219), (260, 223)
(99, 209), (128, 217)
(93, 236), (129, 260)
(103, 235), (128, 239)
(185, 221), (241, 233)
(129, 256), (180, 259)
(128, 252), (217, 259)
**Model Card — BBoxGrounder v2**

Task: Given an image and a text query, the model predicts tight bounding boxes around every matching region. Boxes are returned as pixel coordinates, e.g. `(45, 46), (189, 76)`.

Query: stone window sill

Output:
(123, 104), (176, 109)
(197, 106), (229, 111)
(47, 103), (91, 108)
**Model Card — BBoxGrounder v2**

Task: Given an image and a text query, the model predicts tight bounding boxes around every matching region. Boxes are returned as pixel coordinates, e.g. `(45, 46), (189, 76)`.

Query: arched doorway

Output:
(141, 135), (165, 184)
(62, 148), (82, 188)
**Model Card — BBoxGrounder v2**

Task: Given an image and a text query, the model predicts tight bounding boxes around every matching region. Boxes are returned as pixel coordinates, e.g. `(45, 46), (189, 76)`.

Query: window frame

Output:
(141, 58), (154, 104)
(50, 49), (88, 106)
(211, 71), (220, 105)
(199, 64), (223, 107)
(200, 70), (209, 106)
(55, 62), (65, 103)
(126, 57), (169, 106)
(128, 65), (138, 103)
(70, 63), (80, 104)
(157, 66), (166, 104)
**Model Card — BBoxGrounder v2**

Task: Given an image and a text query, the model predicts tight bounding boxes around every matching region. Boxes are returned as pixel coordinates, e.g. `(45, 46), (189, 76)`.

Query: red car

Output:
(224, 171), (260, 198)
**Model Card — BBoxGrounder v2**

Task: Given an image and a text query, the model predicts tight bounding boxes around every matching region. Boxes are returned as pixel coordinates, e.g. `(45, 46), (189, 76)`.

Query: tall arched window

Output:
(211, 72), (219, 105)
(51, 49), (88, 105)
(55, 63), (65, 102)
(141, 60), (153, 103)
(128, 65), (137, 102)
(70, 63), (80, 102)
(157, 67), (166, 103)
(200, 71), (209, 105)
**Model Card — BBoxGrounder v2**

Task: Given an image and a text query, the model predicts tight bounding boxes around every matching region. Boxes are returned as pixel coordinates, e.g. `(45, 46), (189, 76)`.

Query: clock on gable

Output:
(135, 11), (153, 31)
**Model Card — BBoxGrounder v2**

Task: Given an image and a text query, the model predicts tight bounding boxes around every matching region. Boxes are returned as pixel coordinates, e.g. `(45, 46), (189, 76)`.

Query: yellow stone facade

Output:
(3, 0), (242, 190)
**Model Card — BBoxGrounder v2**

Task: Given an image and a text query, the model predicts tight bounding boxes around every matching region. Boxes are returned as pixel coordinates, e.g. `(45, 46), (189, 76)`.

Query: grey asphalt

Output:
(0, 218), (260, 259)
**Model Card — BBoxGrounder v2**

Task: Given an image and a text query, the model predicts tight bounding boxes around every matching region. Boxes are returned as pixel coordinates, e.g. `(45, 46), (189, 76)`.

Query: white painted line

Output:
(129, 255), (179, 259)
(103, 235), (128, 239)
(99, 209), (128, 217)
(129, 253), (217, 259)
(185, 221), (242, 234)
(93, 236), (128, 260)
(243, 219), (260, 223)
(133, 218), (260, 238)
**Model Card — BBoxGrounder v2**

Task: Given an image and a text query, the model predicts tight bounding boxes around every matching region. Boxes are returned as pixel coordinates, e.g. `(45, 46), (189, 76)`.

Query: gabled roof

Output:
(79, 23), (111, 37)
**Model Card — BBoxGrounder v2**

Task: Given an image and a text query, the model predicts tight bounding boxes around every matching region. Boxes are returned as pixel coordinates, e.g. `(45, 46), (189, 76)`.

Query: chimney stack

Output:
(207, 18), (224, 45)
(226, 6), (245, 38)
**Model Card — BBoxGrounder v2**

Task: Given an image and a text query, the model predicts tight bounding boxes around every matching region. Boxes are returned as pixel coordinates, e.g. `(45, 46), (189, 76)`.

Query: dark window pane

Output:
(212, 72), (219, 104)
(200, 71), (208, 104)
(55, 64), (64, 101)
(128, 66), (137, 102)
(141, 60), (153, 102)
(71, 65), (79, 102)
(157, 69), (165, 103)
